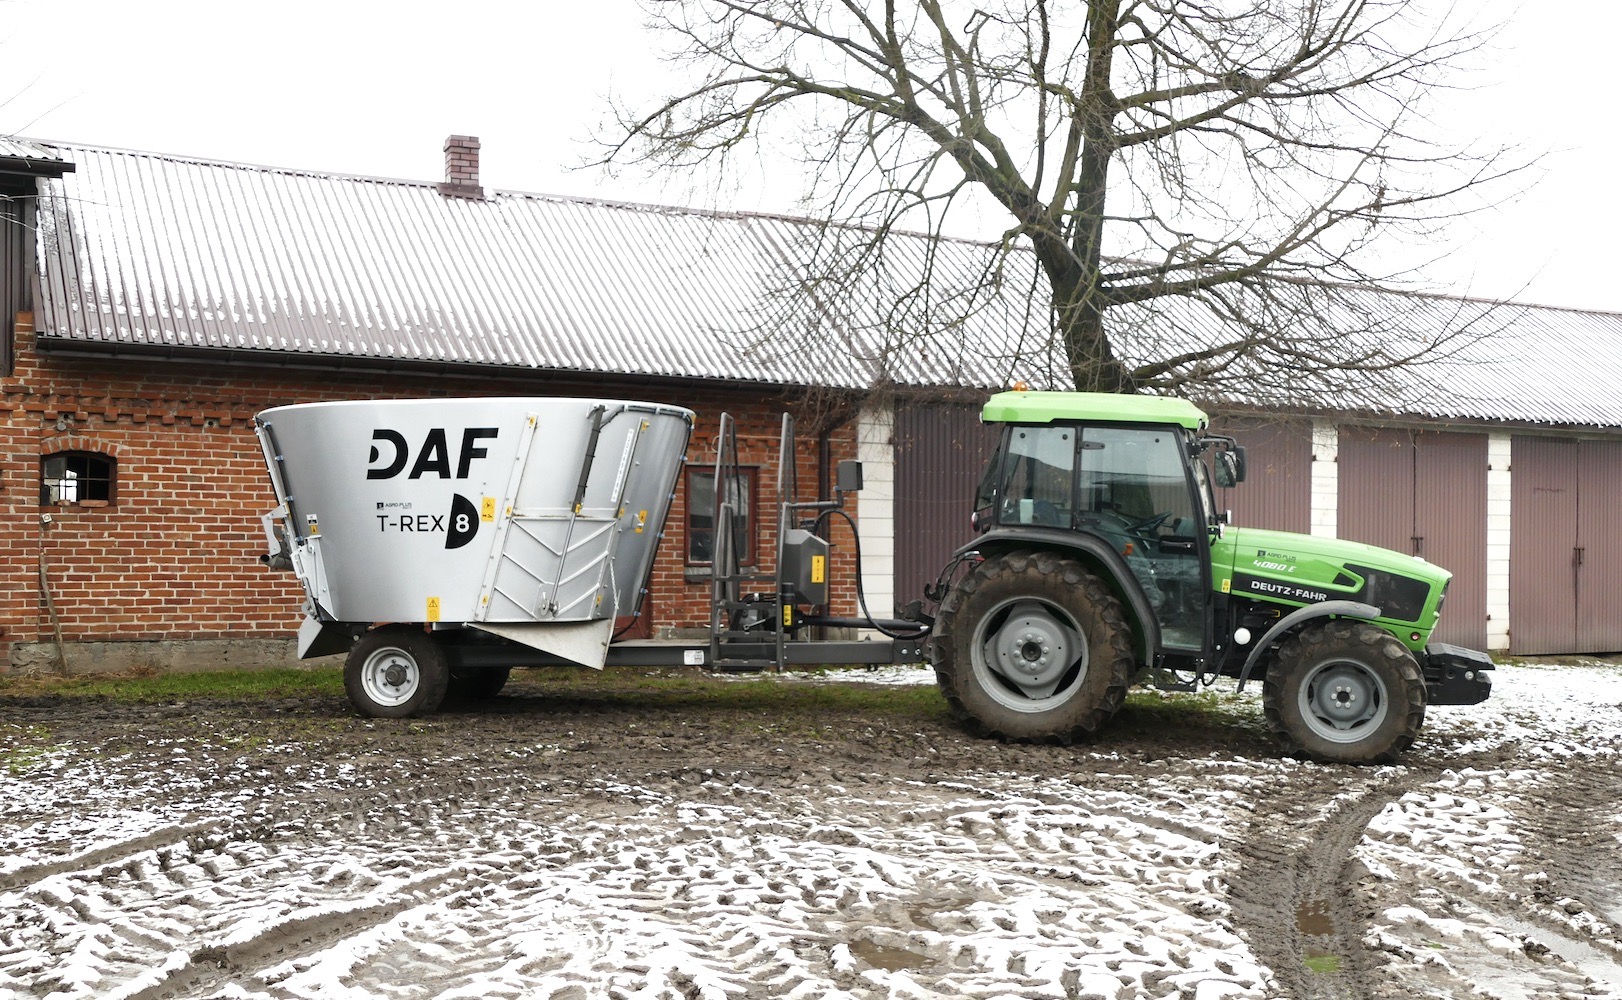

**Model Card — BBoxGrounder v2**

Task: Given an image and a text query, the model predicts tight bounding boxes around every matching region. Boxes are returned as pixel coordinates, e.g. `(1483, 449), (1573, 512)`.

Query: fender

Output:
(947, 527), (1163, 659)
(1234, 600), (1382, 693)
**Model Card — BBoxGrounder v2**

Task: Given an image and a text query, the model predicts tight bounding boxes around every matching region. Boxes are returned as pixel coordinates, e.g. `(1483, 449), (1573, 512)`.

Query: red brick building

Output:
(1, 138), (876, 672)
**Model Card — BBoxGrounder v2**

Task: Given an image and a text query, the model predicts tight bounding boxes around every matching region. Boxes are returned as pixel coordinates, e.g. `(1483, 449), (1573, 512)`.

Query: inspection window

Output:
(41, 452), (115, 506)
(687, 467), (757, 566)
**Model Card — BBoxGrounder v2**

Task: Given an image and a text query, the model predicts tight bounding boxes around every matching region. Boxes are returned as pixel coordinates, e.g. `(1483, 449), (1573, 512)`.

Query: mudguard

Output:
(1233, 600), (1382, 693)
(949, 527), (1164, 660)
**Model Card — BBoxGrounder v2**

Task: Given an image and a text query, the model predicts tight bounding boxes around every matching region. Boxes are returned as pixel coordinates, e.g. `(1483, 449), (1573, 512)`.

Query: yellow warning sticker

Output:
(782, 605), (793, 627)
(1221, 578), (1231, 594)
(480, 497), (496, 522)
(811, 554), (826, 584)
(426, 596), (441, 622)
(634, 509), (648, 533)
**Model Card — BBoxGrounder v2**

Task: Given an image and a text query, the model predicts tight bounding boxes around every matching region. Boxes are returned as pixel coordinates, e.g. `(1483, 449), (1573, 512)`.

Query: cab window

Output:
(997, 426), (1074, 527)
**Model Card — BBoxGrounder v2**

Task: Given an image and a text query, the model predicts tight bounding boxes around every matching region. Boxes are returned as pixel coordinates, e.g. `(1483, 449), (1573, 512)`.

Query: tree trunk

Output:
(1054, 0), (1129, 394)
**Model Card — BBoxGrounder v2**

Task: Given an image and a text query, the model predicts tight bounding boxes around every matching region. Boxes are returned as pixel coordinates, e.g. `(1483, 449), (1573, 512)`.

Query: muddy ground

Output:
(1, 663), (1619, 999)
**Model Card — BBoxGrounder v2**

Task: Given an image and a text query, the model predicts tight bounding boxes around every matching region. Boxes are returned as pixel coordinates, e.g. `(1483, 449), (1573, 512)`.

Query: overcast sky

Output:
(4, 0), (1616, 313)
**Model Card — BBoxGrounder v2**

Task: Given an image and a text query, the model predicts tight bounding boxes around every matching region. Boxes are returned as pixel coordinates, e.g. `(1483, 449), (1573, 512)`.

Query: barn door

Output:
(1511, 438), (1579, 654)
(1339, 427), (1487, 649)
(1412, 431), (1488, 651)
(1575, 441), (1622, 651)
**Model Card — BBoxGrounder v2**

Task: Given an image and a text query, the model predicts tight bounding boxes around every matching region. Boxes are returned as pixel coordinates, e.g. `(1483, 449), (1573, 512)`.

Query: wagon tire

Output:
(931, 550), (1133, 744)
(344, 625), (450, 719)
(1263, 620), (1426, 764)
(450, 666), (511, 700)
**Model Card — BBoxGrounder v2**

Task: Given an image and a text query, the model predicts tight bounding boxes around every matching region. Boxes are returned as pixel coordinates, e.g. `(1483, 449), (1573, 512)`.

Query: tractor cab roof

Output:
(981, 391), (1209, 431)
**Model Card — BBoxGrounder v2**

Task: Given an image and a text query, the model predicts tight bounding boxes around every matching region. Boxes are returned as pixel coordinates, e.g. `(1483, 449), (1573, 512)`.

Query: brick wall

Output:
(2, 314), (861, 670)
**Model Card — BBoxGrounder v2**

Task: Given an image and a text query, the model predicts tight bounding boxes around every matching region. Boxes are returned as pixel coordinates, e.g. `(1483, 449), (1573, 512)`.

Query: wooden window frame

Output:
(40, 451), (117, 507)
(686, 466), (758, 567)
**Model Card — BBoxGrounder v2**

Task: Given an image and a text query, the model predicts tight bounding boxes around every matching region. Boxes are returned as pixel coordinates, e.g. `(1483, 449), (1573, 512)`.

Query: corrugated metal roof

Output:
(0, 136), (73, 176)
(26, 140), (1622, 428)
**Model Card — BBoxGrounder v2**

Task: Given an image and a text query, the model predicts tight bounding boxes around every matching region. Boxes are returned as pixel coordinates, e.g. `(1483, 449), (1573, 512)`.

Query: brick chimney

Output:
(438, 134), (483, 200)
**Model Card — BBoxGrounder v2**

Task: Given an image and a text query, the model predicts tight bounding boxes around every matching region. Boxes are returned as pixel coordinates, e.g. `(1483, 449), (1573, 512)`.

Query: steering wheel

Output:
(1123, 511), (1172, 534)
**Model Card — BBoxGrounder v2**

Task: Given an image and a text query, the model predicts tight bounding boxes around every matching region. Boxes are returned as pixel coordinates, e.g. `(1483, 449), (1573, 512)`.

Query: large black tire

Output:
(1263, 620), (1426, 764)
(344, 625), (450, 719)
(449, 666), (511, 700)
(931, 550), (1133, 743)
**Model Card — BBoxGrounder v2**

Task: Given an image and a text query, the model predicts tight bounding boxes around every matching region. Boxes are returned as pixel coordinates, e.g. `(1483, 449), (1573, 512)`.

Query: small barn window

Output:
(41, 452), (115, 506)
(687, 467), (756, 566)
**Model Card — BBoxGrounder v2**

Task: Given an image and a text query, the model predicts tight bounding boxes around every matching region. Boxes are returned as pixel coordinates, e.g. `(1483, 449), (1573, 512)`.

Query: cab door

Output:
(1075, 426), (1208, 653)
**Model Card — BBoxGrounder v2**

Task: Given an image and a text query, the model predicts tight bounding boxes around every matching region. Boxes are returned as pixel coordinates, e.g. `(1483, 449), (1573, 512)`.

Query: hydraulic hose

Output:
(813, 507), (933, 641)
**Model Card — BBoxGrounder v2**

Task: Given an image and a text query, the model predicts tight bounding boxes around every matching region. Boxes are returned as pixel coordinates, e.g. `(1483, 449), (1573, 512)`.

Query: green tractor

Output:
(929, 391), (1492, 764)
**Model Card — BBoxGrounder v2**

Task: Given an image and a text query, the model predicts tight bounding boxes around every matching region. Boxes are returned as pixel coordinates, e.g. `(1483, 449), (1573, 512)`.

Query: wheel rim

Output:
(1297, 657), (1388, 743)
(971, 597), (1088, 712)
(358, 644), (421, 708)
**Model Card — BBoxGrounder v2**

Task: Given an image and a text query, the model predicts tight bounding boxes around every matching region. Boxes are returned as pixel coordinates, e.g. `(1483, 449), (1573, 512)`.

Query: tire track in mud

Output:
(1509, 760), (1622, 943)
(1347, 746), (1622, 999)
(113, 867), (473, 1000)
(1227, 766), (1428, 1000)
(0, 818), (219, 893)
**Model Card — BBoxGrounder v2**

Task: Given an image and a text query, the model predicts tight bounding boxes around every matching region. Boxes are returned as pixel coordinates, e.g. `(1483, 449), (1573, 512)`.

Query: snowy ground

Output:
(0, 659), (1619, 999)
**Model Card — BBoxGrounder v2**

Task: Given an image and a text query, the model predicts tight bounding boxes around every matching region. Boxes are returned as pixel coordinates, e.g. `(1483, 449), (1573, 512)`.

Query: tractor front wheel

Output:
(344, 625), (450, 719)
(1264, 620), (1426, 764)
(932, 550), (1133, 743)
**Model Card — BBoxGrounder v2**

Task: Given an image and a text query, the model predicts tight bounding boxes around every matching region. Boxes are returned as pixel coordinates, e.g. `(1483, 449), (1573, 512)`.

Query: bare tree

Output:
(602, 0), (1529, 394)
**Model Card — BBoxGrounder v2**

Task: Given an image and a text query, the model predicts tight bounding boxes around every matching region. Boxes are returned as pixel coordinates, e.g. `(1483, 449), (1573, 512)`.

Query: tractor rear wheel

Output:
(344, 625), (450, 719)
(1263, 620), (1426, 764)
(932, 550), (1133, 743)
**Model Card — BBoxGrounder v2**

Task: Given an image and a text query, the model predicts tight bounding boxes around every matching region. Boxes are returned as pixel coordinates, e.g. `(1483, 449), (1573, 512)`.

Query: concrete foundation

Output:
(5, 639), (342, 676)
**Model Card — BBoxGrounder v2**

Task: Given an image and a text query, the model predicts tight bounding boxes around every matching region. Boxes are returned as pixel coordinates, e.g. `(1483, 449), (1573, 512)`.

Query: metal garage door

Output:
(1511, 437), (1622, 654)
(1339, 427), (1488, 649)
(893, 402), (999, 609)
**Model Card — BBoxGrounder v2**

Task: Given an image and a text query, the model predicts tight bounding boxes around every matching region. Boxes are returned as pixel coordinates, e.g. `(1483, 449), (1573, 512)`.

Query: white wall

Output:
(1309, 419), (1339, 539)
(1485, 434), (1512, 652)
(856, 403), (896, 625)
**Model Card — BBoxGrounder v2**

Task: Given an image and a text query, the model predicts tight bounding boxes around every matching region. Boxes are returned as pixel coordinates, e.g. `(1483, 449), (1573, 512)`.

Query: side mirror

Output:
(1214, 450), (1240, 488)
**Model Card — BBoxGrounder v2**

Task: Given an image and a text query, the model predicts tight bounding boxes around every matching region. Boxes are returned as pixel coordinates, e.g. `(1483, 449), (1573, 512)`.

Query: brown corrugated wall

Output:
(1211, 417), (1312, 533)
(893, 402), (999, 608)
(1339, 427), (1487, 649)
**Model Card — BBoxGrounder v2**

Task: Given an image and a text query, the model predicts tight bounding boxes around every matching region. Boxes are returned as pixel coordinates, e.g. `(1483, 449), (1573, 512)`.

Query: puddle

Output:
(1298, 900), (1346, 974)
(1297, 899), (1334, 937)
(849, 938), (928, 971)
(1304, 952), (1342, 974)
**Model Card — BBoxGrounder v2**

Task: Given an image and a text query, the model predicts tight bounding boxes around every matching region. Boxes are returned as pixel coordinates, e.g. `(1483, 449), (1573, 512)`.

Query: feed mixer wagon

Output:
(255, 397), (695, 715)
